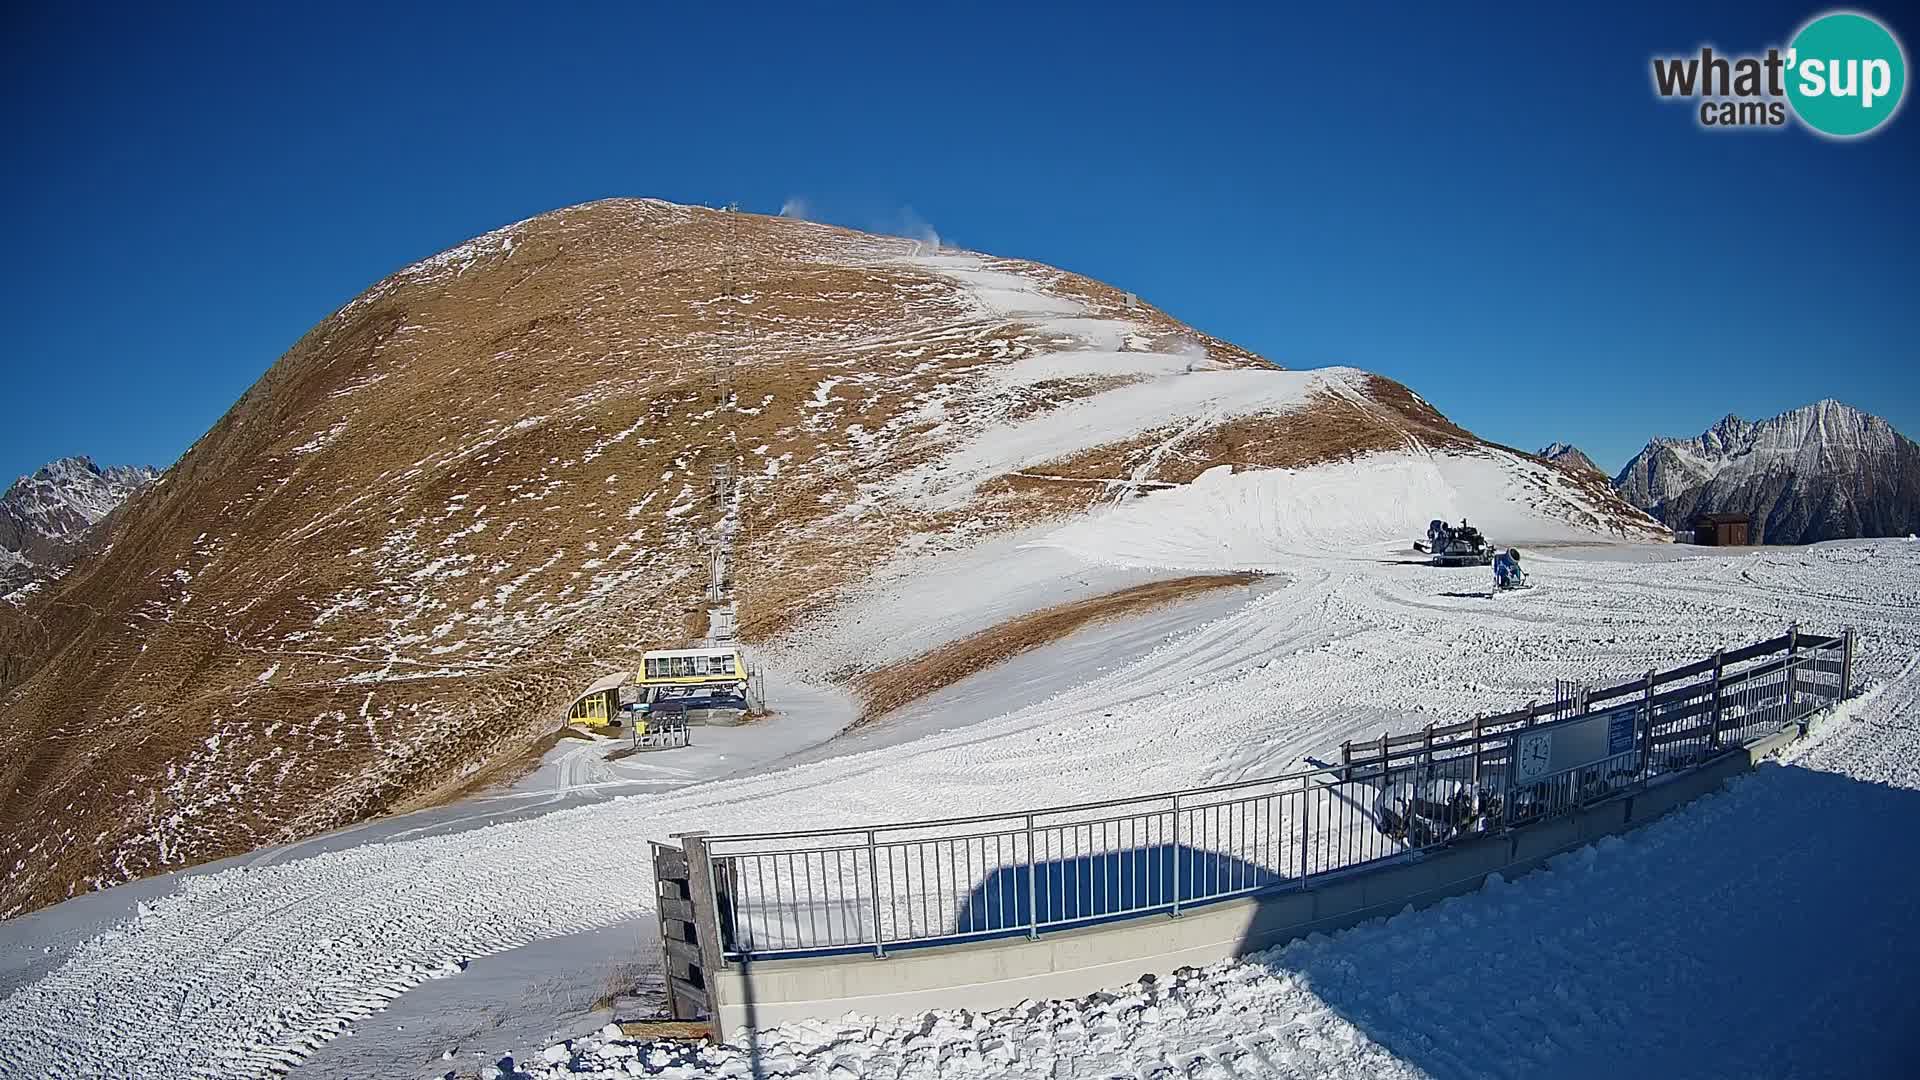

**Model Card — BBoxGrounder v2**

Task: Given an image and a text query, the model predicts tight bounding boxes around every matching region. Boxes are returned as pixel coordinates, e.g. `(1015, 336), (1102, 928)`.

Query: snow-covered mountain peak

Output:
(1698, 413), (1755, 454)
(1615, 400), (1918, 543)
(1537, 442), (1603, 477)
(0, 454), (160, 597)
(3, 454), (159, 540)
(1760, 399), (1893, 452)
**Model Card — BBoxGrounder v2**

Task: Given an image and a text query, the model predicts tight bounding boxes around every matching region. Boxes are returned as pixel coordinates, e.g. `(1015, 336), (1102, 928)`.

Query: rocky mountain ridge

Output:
(1613, 400), (1920, 543)
(1537, 442), (1604, 478)
(1, 456), (160, 599)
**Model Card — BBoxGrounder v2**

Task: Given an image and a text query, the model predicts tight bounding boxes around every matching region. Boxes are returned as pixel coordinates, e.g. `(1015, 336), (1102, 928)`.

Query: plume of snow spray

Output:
(892, 207), (941, 254)
(1174, 338), (1212, 373)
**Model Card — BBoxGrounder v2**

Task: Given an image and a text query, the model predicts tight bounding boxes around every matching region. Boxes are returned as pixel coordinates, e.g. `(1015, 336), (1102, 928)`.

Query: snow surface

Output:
(769, 577), (1284, 771)
(883, 250), (1367, 514)
(895, 367), (1365, 512)
(908, 254), (1087, 323)
(756, 527), (1177, 673)
(3, 536), (1916, 1078)
(985, 347), (1225, 390)
(516, 658), (1920, 1079)
(0, 238), (1896, 1078)
(1040, 451), (1619, 569)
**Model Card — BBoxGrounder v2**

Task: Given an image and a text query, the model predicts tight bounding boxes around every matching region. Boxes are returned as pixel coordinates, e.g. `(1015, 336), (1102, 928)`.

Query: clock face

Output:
(1516, 732), (1553, 781)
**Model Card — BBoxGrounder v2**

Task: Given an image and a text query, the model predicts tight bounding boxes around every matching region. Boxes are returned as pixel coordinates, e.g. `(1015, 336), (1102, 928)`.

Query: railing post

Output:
(671, 831), (729, 1026)
(1500, 731), (1517, 830)
(1298, 774), (1312, 884)
(1787, 623), (1801, 730)
(1636, 669), (1656, 783)
(1169, 794), (1183, 917)
(1470, 717), (1483, 792)
(1025, 814), (1040, 939)
(1708, 650), (1725, 749)
(1842, 628), (1855, 699)
(1339, 740), (1350, 783)
(865, 830), (884, 958)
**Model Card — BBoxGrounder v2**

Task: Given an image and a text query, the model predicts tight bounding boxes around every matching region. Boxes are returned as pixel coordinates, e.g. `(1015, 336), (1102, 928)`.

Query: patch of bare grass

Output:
(414, 726), (587, 808)
(854, 572), (1262, 723)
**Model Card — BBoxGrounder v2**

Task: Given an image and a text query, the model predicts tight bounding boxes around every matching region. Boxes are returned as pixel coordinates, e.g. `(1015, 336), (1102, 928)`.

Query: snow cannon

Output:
(1494, 548), (1531, 591)
(1373, 777), (1478, 847)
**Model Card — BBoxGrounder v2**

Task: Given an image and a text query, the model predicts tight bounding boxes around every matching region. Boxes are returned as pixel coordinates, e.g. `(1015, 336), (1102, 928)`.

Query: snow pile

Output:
(510, 963), (1418, 1078)
(1038, 450), (1606, 570)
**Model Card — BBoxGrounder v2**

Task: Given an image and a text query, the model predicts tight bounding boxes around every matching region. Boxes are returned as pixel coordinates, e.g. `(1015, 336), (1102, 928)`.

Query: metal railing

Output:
(697, 626), (1853, 959)
(631, 713), (691, 751)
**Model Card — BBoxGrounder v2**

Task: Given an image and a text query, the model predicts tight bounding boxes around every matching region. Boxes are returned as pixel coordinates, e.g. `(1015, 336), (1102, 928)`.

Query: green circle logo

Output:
(1786, 11), (1907, 137)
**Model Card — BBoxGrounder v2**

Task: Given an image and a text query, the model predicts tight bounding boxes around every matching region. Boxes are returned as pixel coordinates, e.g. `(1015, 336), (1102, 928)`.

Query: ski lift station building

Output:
(641, 646), (746, 692)
(565, 670), (630, 728)
(564, 646), (750, 727)
(1692, 513), (1751, 546)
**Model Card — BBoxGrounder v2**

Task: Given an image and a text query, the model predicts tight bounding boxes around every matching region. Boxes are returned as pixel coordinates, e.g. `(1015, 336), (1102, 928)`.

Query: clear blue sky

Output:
(3, 2), (1914, 483)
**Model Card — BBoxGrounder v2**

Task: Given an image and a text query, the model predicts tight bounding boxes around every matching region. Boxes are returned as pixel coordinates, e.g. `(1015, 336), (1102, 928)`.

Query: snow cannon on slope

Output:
(1418, 518), (1494, 566)
(1493, 548), (1531, 591)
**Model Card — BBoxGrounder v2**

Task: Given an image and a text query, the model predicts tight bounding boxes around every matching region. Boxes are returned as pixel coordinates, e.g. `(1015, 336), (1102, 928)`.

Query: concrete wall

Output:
(710, 728), (1800, 1035)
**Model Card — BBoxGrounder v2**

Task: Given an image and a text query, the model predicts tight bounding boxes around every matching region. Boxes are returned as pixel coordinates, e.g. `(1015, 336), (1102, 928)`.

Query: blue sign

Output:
(1607, 709), (1637, 756)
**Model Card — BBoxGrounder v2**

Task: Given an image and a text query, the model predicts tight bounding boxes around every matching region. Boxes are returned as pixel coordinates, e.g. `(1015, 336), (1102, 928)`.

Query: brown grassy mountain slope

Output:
(0, 199), (1655, 915)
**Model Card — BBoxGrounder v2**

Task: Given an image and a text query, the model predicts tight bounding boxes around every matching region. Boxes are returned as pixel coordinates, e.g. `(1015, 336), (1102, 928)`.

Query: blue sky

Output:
(2, 2), (1914, 483)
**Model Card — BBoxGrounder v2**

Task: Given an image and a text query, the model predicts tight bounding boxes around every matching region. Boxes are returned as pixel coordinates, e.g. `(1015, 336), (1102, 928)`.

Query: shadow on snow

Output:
(1228, 762), (1920, 1079)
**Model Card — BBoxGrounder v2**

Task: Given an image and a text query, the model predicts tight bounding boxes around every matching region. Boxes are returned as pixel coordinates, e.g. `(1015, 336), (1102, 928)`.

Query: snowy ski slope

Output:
(1037, 452), (1619, 569)
(521, 657), (1920, 1080)
(1, 538), (1916, 1078)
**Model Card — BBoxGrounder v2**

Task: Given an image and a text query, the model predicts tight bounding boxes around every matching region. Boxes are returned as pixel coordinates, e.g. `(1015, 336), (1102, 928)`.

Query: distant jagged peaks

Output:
(1693, 414), (1753, 456)
(1613, 400), (1920, 544)
(1, 454), (161, 594)
(12, 454), (160, 493)
(1537, 442), (1603, 477)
